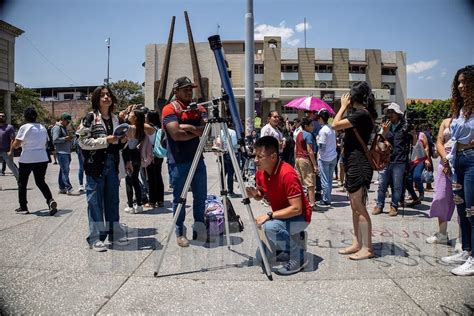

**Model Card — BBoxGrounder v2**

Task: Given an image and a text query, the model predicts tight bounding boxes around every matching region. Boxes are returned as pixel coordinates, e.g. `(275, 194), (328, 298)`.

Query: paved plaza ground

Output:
(0, 153), (473, 314)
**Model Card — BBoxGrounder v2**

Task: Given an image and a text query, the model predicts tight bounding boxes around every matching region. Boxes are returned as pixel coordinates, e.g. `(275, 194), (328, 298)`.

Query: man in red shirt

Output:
(246, 136), (312, 275)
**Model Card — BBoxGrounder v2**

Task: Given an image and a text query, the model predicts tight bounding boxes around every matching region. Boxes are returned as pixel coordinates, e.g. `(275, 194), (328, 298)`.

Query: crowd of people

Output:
(1, 65), (472, 276)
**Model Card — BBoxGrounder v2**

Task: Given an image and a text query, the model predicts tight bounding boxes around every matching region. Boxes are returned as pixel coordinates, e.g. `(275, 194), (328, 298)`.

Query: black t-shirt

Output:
(343, 109), (374, 157)
(103, 117), (120, 155)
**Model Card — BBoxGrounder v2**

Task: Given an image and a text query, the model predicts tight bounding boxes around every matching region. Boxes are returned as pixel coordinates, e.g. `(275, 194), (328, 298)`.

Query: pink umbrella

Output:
(284, 96), (335, 115)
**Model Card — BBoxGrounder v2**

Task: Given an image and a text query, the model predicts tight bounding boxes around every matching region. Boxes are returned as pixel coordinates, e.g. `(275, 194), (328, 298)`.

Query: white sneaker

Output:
(135, 205), (143, 213)
(441, 250), (470, 264)
(451, 256), (474, 276)
(124, 206), (134, 213)
(66, 188), (74, 195)
(90, 241), (107, 252)
(78, 185), (85, 192)
(426, 232), (449, 244)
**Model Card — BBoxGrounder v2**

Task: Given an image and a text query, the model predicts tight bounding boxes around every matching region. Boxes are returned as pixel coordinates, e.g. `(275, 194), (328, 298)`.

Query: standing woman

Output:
(332, 81), (376, 260)
(10, 107), (57, 215)
(77, 86), (129, 252)
(441, 65), (474, 276)
(146, 110), (165, 208)
(426, 117), (455, 244)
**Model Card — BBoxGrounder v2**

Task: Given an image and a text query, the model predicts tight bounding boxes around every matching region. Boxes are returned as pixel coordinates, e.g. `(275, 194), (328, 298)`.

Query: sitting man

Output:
(246, 136), (312, 275)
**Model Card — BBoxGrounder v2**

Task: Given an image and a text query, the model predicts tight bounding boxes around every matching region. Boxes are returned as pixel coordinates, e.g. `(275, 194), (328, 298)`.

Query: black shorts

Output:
(343, 150), (373, 194)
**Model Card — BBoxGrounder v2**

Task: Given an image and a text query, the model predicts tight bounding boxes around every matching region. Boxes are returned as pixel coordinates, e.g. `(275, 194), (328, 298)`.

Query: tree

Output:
(406, 99), (451, 135)
(109, 80), (144, 110)
(10, 84), (55, 127)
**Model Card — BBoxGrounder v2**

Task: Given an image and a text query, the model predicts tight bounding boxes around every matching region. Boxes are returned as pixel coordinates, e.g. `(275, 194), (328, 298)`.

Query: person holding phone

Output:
(332, 81), (377, 260)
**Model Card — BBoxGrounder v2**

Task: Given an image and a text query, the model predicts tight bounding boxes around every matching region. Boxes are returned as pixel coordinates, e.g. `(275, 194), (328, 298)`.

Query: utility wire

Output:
(23, 35), (78, 86)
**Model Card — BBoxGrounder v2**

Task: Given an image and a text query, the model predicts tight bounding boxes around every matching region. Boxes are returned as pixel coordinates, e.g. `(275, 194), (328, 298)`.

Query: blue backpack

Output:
(153, 128), (167, 158)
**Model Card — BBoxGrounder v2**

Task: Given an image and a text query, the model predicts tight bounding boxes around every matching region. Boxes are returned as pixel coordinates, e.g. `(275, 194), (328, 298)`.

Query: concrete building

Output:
(145, 36), (407, 121)
(0, 20), (24, 124)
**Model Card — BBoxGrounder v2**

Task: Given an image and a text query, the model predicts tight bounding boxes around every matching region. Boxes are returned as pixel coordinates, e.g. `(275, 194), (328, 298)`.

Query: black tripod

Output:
(153, 101), (273, 280)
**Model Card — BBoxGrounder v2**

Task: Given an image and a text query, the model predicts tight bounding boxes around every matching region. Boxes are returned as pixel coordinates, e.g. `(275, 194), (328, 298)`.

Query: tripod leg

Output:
(154, 123), (213, 277)
(222, 125), (273, 280)
(218, 123), (233, 249)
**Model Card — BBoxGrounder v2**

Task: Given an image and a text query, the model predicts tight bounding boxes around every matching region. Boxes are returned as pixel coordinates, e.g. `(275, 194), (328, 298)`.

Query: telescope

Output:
(208, 35), (244, 140)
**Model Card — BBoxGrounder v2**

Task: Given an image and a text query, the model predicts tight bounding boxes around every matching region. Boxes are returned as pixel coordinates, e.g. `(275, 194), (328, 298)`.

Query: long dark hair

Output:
(146, 110), (161, 128)
(350, 81), (377, 119)
(451, 65), (474, 118)
(91, 86), (117, 115)
(133, 109), (146, 142)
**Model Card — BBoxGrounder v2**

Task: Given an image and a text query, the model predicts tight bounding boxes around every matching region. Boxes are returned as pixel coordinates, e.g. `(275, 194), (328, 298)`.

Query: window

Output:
(254, 64), (264, 74)
(349, 65), (366, 74)
(382, 67), (397, 75)
(382, 83), (396, 95)
(63, 93), (74, 100)
(281, 106), (298, 114)
(315, 64), (332, 73)
(285, 82), (294, 88)
(268, 39), (278, 48)
(281, 64), (299, 73)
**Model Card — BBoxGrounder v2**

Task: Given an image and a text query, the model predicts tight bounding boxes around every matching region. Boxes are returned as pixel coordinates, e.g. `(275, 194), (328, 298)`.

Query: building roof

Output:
(0, 20), (24, 37)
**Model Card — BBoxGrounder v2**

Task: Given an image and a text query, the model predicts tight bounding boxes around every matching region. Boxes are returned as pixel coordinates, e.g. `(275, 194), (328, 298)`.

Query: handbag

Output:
(353, 129), (392, 171)
(421, 169), (434, 183)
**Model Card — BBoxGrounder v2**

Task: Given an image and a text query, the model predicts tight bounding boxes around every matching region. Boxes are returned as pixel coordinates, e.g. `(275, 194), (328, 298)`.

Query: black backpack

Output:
(225, 196), (244, 233)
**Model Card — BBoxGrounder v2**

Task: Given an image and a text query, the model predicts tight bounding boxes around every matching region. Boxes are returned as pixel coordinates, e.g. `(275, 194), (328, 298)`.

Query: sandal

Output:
(338, 246), (360, 255)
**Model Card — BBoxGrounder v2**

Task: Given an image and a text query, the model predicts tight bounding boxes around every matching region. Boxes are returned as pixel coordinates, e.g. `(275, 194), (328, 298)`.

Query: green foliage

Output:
(406, 99), (451, 134)
(10, 84), (55, 127)
(109, 80), (144, 111)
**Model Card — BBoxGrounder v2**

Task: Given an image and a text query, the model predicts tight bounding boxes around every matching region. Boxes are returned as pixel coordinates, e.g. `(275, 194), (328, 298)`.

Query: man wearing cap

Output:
(161, 76), (209, 247)
(52, 112), (74, 194)
(374, 103), (416, 216)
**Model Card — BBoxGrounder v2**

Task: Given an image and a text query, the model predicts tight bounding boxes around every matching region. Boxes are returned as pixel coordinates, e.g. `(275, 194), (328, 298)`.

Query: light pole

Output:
(105, 37), (110, 85)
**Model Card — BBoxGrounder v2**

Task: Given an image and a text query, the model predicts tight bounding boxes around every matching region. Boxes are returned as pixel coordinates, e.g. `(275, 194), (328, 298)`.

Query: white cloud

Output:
(441, 69), (447, 77)
(287, 39), (300, 46)
(418, 76), (425, 79)
(254, 21), (294, 43)
(295, 22), (311, 33)
(407, 60), (439, 74)
(425, 76), (434, 80)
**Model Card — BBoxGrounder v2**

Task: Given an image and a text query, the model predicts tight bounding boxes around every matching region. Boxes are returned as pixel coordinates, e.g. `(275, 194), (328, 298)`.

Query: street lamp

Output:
(105, 37), (110, 85)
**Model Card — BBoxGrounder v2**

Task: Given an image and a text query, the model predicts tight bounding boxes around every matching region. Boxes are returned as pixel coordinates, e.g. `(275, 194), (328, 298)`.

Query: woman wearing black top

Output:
(332, 81), (376, 260)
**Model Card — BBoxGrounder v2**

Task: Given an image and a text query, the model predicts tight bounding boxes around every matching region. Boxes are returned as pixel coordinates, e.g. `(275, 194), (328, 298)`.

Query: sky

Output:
(1, 0), (473, 99)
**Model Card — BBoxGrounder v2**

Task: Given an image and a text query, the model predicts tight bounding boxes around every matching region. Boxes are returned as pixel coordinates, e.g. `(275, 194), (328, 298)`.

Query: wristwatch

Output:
(267, 211), (273, 220)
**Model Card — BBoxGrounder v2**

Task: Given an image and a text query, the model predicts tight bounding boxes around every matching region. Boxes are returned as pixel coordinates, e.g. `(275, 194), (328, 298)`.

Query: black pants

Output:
(125, 164), (142, 207)
(18, 161), (53, 210)
(146, 157), (164, 204)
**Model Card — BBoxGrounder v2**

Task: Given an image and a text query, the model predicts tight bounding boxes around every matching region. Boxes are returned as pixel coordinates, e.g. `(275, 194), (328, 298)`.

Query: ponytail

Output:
(366, 93), (377, 120)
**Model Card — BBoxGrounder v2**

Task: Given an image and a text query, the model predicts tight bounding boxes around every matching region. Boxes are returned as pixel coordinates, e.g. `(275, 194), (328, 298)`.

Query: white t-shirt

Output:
(260, 123), (282, 142)
(16, 123), (49, 163)
(317, 124), (337, 161)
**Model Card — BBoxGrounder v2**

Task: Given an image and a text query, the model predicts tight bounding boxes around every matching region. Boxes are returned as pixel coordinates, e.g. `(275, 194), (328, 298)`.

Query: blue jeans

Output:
(170, 159), (207, 237)
(0, 151), (19, 180)
(376, 162), (405, 210)
(318, 158), (337, 203)
(407, 162), (425, 200)
(453, 149), (474, 256)
(76, 149), (84, 186)
(57, 153), (72, 191)
(85, 155), (124, 245)
(262, 215), (308, 260)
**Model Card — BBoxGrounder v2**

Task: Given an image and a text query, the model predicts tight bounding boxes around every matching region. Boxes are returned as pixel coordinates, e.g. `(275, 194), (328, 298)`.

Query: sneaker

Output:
(372, 206), (382, 215)
(177, 236), (190, 247)
(451, 256), (474, 276)
(78, 185), (85, 192)
(441, 250), (470, 264)
(426, 232), (449, 244)
(135, 205), (143, 213)
(14, 207), (29, 214)
(124, 206), (134, 213)
(58, 189), (67, 194)
(316, 201), (331, 207)
(157, 201), (164, 207)
(276, 257), (308, 275)
(388, 206), (398, 217)
(90, 241), (107, 252)
(406, 199), (421, 207)
(66, 189), (74, 195)
(111, 237), (130, 246)
(49, 200), (58, 216)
